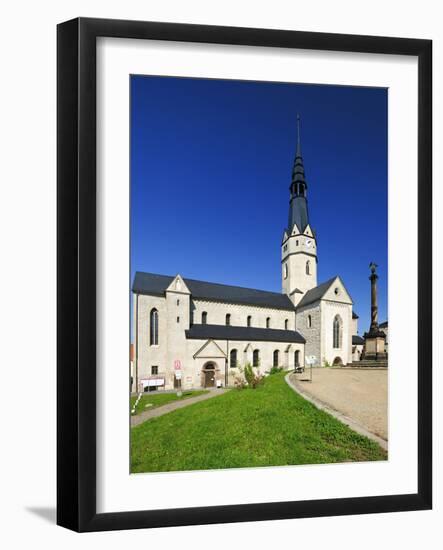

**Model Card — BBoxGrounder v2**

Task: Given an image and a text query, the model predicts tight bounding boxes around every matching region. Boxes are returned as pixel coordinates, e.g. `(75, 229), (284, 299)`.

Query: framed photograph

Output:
(57, 17), (432, 532)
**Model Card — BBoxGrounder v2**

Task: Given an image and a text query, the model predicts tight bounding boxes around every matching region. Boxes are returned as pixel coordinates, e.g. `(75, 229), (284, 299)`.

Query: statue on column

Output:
(363, 262), (388, 363)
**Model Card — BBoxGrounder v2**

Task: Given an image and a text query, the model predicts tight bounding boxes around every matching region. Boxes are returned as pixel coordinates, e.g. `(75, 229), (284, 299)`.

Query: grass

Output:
(130, 390), (208, 416)
(131, 372), (387, 472)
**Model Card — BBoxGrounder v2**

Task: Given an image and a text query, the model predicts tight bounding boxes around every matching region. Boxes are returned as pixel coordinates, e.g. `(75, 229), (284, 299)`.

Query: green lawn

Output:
(131, 372), (387, 472)
(130, 390), (208, 416)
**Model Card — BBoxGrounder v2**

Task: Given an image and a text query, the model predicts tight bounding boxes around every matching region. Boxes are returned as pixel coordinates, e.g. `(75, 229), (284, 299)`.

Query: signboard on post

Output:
(305, 355), (317, 382)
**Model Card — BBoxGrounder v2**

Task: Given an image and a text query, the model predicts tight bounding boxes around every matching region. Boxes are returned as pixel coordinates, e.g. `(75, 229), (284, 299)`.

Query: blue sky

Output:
(131, 75), (387, 334)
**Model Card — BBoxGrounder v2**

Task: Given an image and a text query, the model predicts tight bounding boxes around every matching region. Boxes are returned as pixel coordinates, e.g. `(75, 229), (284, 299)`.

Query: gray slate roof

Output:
(296, 277), (337, 308)
(352, 312), (359, 319)
(133, 271), (296, 311)
(379, 321), (388, 328)
(352, 335), (365, 345)
(185, 324), (305, 344)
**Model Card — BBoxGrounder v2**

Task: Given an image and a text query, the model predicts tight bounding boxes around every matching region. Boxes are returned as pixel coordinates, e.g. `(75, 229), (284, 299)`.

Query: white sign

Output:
(175, 371), (182, 380)
(305, 355), (317, 365)
(141, 378), (164, 388)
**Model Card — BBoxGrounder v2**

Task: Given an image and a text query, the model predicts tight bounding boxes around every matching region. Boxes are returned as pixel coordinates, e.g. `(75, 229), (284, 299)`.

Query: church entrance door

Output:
(203, 363), (216, 388)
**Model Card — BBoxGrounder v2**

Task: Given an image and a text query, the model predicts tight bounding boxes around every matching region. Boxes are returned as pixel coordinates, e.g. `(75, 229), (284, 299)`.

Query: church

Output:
(132, 117), (362, 392)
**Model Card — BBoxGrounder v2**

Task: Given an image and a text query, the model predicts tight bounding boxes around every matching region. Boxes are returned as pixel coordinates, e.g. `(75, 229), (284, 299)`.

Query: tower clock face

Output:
(305, 239), (313, 248)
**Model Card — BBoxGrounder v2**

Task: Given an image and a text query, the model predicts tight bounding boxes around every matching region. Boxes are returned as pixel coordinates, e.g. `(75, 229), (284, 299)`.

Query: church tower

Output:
(282, 115), (318, 303)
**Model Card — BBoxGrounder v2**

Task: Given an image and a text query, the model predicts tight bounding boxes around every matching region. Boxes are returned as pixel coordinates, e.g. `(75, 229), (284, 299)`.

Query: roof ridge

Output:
(135, 270), (284, 297)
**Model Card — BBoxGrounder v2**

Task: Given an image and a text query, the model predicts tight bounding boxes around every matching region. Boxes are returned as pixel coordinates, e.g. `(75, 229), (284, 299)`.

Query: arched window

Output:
(202, 311), (207, 324)
(225, 313), (231, 326)
(253, 349), (260, 367)
(306, 260), (311, 275)
(266, 317), (270, 329)
(230, 349), (237, 368)
(333, 315), (342, 349)
(247, 315), (252, 327)
(307, 314), (312, 328)
(294, 350), (300, 367)
(150, 308), (159, 346)
(273, 350), (279, 367)
(283, 263), (288, 279)
(284, 319), (288, 330)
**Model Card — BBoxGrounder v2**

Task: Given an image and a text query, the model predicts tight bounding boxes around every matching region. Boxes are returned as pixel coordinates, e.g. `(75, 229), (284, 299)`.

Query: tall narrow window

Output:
(202, 311), (207, 324)
(307, 314), (312, 328)
(225, 313), (231, 326)
(306, 260), (311, 275)
(253, 349), (260, 367)
(284, 263), (288, 279)
(285, 319), (288, 330)
(150, 308), (159, 346)
(247, 315), (252, 327)
(294, 350), (300, 367)
(266, 317), (270, 328)
(151, 366), (158, 375)
(333, 315), (342, 349)
(230, 349), (237, 369)
(273, 350), (279, 367)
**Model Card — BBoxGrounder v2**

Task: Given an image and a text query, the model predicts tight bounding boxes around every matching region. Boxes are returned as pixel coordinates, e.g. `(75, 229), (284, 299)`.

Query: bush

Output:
(243, 362), (265, 389)
(268, 366), (283, 375)
(233, 362), (265, 389)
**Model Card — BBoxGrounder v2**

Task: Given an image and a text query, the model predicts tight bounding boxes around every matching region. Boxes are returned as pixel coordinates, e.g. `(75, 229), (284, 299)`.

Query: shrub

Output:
(323, 358), (331, 368)
(233, 363), (265, 389)
(243, 362), (265, 389)
(268, 366), (283, 375)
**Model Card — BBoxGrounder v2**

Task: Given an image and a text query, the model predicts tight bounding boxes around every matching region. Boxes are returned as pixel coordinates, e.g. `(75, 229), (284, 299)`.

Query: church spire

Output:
(288, 114), (310, 233)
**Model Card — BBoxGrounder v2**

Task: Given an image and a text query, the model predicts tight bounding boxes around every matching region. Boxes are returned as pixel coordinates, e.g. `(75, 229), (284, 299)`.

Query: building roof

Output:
(185, 324), (305, 344)
(352, 335), (365, 345)
(352, 312), (359, 319)
(379, 321), (388, 328)
(296, 277), (337, 308)
(133, 271), (296, 311)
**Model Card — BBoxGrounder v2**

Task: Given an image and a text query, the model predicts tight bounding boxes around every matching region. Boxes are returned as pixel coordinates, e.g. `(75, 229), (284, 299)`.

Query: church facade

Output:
(132, 118), (359, 392)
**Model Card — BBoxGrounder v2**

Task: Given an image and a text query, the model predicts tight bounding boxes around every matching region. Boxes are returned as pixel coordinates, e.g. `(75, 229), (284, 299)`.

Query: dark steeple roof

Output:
(287, 115), (311, 233)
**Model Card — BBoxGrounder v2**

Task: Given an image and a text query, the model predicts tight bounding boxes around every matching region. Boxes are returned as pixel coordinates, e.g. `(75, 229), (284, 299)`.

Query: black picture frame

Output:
(57, 17), (432, 532)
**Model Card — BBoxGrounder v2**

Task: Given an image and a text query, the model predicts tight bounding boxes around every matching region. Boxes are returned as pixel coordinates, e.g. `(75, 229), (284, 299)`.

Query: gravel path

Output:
(131, 389), (228, 427)
(288, 368), (388, 445)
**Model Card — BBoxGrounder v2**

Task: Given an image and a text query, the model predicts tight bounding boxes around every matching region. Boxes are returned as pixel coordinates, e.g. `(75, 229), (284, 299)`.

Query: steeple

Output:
(288, 114), (310, 233)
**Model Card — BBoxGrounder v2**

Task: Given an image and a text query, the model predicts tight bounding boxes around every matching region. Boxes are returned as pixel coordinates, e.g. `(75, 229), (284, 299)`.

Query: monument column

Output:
(363, 262), (387, 362)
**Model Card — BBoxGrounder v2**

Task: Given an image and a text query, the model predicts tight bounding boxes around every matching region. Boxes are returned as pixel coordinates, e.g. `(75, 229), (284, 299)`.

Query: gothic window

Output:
(296, 240), (299, 246)
(253, 349), (260, 367)
(284, 263), (288, 279)
(285, 319), (288, 330)
(176, 299), (180, 306)
(333, 315), (343, 349)
(202, 311), (207, 324)
(273, 350), (279, 367)
(225, 313), (231, 326)
(266, 317), (270, 329)
(247, 315), (252, 327)
(306, 260), (311, 275)
(230, 349), (237, 368)
(150, 308), (159, 346)
(307, 314), (312, 328)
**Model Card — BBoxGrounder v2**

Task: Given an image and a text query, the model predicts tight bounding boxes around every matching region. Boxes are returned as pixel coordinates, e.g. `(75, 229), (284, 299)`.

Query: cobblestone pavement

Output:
(131, 388), (228, 427)
(288, 368), (388, 442)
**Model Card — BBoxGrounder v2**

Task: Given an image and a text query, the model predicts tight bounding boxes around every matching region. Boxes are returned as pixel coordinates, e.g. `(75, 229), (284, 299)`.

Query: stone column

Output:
(363, 262), (387, 362)
(369, 261), (379, 332)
